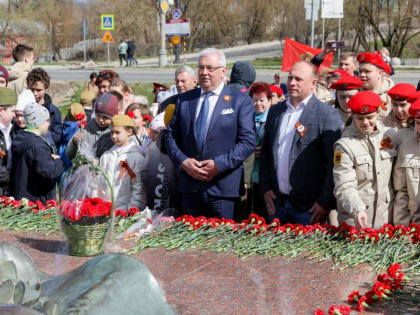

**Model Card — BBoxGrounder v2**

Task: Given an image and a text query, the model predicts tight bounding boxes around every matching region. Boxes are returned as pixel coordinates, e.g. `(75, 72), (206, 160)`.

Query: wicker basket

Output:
(62, 221), (110, 256)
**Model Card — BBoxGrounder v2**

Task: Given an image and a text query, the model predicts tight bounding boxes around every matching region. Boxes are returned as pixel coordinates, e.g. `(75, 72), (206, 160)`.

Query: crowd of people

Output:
(0, 43), (420, 230)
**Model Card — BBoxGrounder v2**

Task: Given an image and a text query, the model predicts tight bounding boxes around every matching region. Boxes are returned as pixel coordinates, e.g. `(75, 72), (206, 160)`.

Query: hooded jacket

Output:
(228, 61), (256, 92)
(8, 61), (31, 95)
(100, 141), (146, 211)
(10, 131), (65, 203)
(333, 121), (397, 228)
(59, 121), (79, 170)
(66, 118), (113, 160)
(42, 94), (63, 151)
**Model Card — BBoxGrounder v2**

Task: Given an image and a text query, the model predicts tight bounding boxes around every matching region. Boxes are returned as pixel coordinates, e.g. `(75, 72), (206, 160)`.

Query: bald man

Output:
(260, 61), (342, 225)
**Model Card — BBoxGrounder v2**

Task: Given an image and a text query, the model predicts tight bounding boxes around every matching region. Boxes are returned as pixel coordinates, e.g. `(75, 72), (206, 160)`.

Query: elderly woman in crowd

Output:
(247, 82), (272, 221)
(95, 70), (120, 96)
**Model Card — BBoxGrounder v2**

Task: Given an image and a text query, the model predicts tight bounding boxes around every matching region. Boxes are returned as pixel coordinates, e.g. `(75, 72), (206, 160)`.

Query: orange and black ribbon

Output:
(119, 159), (136, 179)
(380, 101), (388, 112)
(380, 137), (394, 150)
(295, 122), (307, 137)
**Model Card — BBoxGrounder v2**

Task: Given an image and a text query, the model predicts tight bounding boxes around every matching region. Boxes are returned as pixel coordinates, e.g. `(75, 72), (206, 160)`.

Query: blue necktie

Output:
(195, 93), (211, 152)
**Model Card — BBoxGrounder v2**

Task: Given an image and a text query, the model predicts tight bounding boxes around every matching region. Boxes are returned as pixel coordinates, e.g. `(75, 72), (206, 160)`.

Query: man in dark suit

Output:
(166, 48), (255, 219)
(260, 61), (342, 225)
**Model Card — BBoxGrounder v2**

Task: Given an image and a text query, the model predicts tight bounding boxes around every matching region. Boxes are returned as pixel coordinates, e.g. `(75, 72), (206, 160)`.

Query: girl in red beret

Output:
(393, 100), (420, 226)
(330, 76), (364, 126)
(333, 91), (398, 229)
(383, 83), (417, 140)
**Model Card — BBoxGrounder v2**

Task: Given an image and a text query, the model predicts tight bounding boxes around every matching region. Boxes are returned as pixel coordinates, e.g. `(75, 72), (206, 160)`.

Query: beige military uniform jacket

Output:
(393, 130), (420, 225)
(315, 84), (334, 107)
(8, 62), (31, 95)
(333, 121), (397, 228)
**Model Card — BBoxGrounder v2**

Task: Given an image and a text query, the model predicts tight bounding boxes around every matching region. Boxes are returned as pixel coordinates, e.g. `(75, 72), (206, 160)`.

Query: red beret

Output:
(387, 83), (416, 101)
(330, 76), (363, 90)
(407, 91), (420, 104)
(357, 52), (391, 75)
(0, 66), (9, 84)
(152, 82), (169, 91)
(347, 91), (382, 114)
(408, 100), (420, 119)
(327, 69), (350, 78)
(270, 85), (283, 96)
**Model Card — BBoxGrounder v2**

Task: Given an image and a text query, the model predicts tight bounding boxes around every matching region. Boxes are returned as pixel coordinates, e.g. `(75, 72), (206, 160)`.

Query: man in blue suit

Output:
(260, 61), (342, 225)
(166, 48), (256, 219)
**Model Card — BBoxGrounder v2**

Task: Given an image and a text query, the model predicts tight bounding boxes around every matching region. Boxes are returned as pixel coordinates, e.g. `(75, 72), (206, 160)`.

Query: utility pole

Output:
(310, 0), (315, 47)
(83, 19), (87, 63)
(174, 0), (180, 64)
(158, 0), (168, 67)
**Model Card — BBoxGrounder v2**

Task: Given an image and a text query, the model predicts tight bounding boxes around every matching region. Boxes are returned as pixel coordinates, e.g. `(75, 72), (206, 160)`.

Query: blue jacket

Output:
(10, 131), (65, 203)
(59, 121), (79, 170)
(259, 95), (342, 211)
(43, 94), (63, 152)
(165, 85), (256, 198)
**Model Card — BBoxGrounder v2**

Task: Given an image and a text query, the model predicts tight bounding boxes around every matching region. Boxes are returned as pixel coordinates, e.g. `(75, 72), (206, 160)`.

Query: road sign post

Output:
(159, 0), (169, 67)
(102, 30), (114, 65)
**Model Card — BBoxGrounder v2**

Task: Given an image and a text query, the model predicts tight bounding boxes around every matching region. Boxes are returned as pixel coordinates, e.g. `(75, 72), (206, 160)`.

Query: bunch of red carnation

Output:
(61, 197), (112, 223)
(0, 196), (56, 213)
(115, 207), (140, 217)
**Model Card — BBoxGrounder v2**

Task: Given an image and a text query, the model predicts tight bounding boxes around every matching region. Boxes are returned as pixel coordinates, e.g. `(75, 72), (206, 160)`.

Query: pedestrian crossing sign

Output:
(102, 30), (114, 43)
(101, 14), (114, 30)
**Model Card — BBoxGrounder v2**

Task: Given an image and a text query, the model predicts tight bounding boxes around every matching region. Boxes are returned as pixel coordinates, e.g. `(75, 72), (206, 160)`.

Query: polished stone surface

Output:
(0, 230), (390, 314)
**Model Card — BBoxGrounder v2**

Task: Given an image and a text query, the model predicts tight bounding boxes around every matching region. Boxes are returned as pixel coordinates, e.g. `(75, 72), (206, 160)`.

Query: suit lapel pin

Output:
(223, 95), (231, 102)
(295, 122), (307, 137)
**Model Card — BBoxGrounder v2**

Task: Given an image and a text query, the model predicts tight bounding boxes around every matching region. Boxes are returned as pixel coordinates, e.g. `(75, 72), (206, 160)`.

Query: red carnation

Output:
(75, 113), (85, 121)
(348, 290), (360, 303)
(387, 263), (402, 279)
(128, 207), (139, 216)
(143, 115), (152, 123)
(127, 111), (136, 119)
(356, 296), (369, 312)
(313, 310), (325, 315)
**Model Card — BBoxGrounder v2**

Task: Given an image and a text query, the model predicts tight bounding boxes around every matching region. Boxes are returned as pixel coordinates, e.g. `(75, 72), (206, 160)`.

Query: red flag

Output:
(281, 37), (334, 72)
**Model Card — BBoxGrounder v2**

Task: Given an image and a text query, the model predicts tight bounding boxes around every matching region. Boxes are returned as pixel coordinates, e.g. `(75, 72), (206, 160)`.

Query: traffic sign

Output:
(172, 8), (182, 20)
(321, 0), (344, 19)
(101, 14), (114, 30)
(170, 36), (181, 45)
(160, 0), (169, 13)
(102, 30), (114, 43)
(165, 19), (190, 37)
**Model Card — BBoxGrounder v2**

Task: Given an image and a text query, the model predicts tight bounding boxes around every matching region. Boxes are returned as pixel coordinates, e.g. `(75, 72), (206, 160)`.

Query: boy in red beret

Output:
(393, 99), (420, 225)
(357, 52), (395, 120)
(333, 91), (398, 229)
(383, 83), (417, 136)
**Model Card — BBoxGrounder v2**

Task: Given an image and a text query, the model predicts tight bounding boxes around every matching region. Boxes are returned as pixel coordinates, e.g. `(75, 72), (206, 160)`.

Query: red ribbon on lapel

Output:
(119, 159), (136, 179)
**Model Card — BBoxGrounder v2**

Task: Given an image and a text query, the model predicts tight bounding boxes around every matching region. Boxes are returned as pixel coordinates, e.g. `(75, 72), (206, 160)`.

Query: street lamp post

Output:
(158, 1), (167, 67)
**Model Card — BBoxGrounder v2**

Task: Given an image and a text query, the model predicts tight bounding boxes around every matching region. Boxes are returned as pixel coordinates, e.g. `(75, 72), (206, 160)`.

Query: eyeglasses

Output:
(197, 65), (224, 72)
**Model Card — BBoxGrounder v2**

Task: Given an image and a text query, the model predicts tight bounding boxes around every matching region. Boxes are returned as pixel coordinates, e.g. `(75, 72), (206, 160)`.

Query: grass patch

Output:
(129, 82), (171, 104)
(59, 81), (85, 118)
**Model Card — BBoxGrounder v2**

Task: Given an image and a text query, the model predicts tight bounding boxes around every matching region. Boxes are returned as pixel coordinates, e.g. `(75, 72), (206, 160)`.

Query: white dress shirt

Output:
(0, 122), (12, 168)
(276, 94), (313, 194)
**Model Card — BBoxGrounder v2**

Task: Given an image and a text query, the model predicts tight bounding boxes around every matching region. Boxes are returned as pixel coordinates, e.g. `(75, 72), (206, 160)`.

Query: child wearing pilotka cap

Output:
(100, 114), (146, 211)
(0, 88), (17, 195)
(10, 103), (65, 203)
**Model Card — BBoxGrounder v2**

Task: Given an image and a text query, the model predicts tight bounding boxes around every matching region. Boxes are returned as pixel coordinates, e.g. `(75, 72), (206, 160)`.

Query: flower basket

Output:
(58, 155), (114, 257)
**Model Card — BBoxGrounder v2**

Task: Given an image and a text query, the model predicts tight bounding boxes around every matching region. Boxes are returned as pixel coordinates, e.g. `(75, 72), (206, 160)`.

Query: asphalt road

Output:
(47, 68), (419, 86)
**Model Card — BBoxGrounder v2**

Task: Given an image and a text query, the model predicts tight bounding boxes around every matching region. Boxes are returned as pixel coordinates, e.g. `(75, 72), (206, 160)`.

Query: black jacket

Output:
(10, 131), (65, 203)
(228, 61), (256, 92)
(0, 131), (9, 195)
(43, 94), (63, 152)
